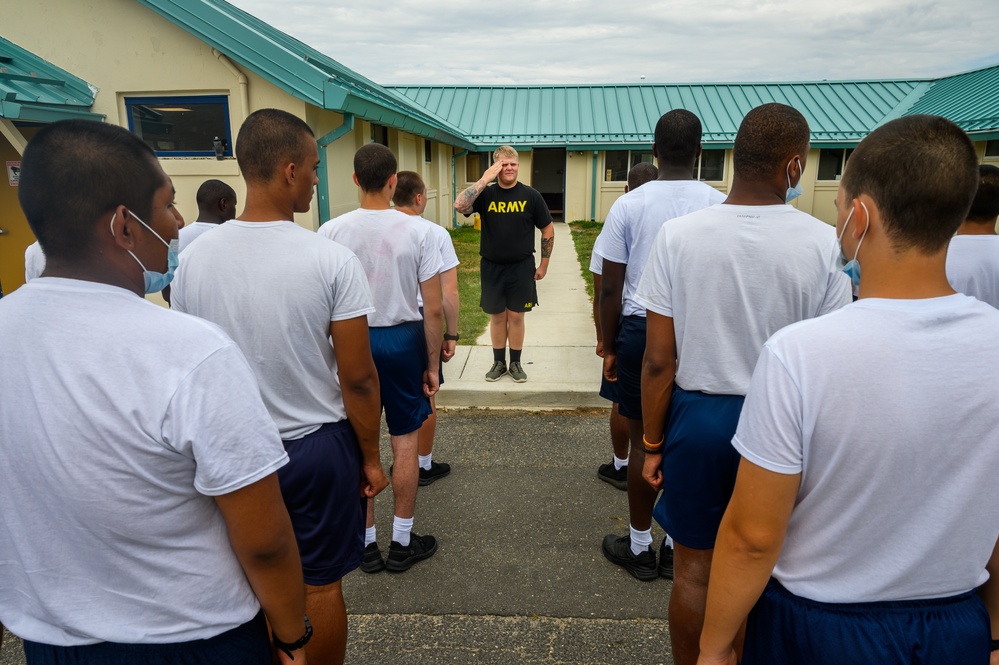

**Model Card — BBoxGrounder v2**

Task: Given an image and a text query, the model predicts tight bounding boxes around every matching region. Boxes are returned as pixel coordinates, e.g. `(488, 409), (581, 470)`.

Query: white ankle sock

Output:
(418, 453), (432, 471)
(365, 526), (377, 547)
(630, 525), (653, 557)
(664, 534), (674, 549)
(613, 455), (628, 471)
(393, 516), (414, 547)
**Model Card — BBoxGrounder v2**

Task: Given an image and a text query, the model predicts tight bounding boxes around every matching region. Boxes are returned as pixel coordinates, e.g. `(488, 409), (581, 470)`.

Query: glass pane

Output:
(371, 125), (388, 146)
(424, 140), (433, 163)
(699, 150), (725, 181)
(605, 151), (628, 181)
(817, 149), (844, 180)
(465, 153), (482, 181)
(129, 101), (228, 155)
(630, 151), (654, 168)
(986, 141), (999, 157)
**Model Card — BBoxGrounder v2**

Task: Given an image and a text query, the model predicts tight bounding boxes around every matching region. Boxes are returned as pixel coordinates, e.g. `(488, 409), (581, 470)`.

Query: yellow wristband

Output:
(642, 434), (664, 453)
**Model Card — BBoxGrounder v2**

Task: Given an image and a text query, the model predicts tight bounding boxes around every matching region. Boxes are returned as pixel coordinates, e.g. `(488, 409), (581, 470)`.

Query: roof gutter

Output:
(316, 113), (355, 225)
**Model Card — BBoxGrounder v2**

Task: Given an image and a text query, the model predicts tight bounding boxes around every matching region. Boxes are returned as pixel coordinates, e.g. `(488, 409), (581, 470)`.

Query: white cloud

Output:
(227, 0), (999, 85)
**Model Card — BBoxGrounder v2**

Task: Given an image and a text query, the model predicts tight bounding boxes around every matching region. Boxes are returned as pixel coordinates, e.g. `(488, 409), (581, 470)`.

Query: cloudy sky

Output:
(225, 0), (999, 86)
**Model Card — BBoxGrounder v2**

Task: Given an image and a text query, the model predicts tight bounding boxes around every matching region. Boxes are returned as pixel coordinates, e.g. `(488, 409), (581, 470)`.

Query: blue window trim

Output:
(125, 95), (233, 157)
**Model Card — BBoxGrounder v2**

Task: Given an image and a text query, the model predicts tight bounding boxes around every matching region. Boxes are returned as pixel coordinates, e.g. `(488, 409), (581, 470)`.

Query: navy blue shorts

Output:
(23, 611), (270, 665)
(598, 372), (619, 403)
(743, 579), (992, 665)
(370, 321), (432, 435)
(613, 315), (646, 420)
(652, 387), (745, 549)
(279, 420), (365, 585)
(480, 256), (538, 314)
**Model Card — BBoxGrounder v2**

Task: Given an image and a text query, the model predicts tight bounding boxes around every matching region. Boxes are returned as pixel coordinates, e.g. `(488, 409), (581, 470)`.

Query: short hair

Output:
(18, 120), (164, 260)
(968, 164), (999, 222)
(354, 143), (397, 192)
(653, 109), (702, 167)
(393, 171), (426, 207)
(196, 179), (236, 210)
(841, 115), (978, 253)
(493, 146), (518, 163)
(627, 162), (659, 191)
(732, 103), (810, 180)
(236, 109), (314, 183)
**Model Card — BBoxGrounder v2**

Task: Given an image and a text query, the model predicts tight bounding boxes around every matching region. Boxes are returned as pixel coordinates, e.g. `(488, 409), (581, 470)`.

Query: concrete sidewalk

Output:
(437, 222), (606, 409)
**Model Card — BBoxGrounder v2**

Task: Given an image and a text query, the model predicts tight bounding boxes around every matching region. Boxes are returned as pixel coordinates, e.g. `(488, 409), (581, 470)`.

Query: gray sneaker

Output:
(508, 361), (528, 383)
(485, 361), (507, 381)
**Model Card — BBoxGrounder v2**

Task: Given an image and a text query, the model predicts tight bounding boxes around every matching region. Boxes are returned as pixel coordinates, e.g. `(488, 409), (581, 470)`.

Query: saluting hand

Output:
(482, 160), (504, 184)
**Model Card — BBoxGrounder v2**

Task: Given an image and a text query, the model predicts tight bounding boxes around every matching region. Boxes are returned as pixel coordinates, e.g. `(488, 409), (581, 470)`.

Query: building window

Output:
(694, 149), (725, 181)
(125, 96), (232, 157)
(817, 148), (854, 181)
(604, 150), (654, 181)
(466, 152), (488, 181)
(424, 139), (433, 163)
(986, 140), (999, 158)
(371, 124), (388, 146)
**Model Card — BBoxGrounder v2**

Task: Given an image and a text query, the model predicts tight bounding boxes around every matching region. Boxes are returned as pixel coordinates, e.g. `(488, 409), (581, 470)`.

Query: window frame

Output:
(817, 148), (854, 181)
(125, 95), (233, 158)
(693, 149), (726, 182)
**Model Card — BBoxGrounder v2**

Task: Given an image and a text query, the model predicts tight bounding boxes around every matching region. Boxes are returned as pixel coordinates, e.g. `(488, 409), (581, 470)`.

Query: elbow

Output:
(342, 366), (379, 397)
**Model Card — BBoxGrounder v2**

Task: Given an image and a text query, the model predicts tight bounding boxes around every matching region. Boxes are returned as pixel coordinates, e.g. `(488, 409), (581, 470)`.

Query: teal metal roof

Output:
(391, 80), (928, 149)
(137, 0), (475, 149)
(902, 64), (999, 140)
(0, 37), (104, 123)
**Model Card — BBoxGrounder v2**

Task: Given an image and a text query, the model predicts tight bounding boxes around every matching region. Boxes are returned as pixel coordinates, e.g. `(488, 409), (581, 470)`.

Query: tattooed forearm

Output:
(541, 236), (554, 259)
(454, 182), (486, 213)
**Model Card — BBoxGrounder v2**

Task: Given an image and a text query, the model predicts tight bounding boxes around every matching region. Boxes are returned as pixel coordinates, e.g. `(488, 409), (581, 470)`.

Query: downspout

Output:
(316, 113), (355, 225)
(452, 149), (468, 229)
(590, 151), (599, 221)
(212, 49), (248, 123)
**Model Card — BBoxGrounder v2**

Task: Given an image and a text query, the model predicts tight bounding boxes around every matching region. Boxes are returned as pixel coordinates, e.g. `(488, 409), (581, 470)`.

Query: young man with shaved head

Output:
(177, 178), (238, 252)
(699, 115), (999, 665)
(173, 108), (387, 665)
(454, 146), (554, 382)
(638, 103), (851, 665)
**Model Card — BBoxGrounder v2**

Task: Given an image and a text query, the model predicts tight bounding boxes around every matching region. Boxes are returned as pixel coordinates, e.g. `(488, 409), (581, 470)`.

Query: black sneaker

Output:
(601, 534), (658, 581)
(419, 461), (451, 486)
(386, 533), (438, 572)
(658, 538), (674, 580)
(360, 542), (384, 574)
(485, 361), (507, 381)
(597, 461), (628, 490)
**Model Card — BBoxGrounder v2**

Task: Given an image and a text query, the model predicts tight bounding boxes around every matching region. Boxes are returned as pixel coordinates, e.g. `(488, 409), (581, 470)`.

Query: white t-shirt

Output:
(636, 204), (851, 395)
(593, 180), (725, 317)
(946, 234), (999, 308)
(172, 220), (375, 440)
(178, 221), (221, 253)
(319, 208), (441, 327)
(413, 215), (460, 307)
(24, 240), (45, 281)
(0, 278), (288, 645)
(733, 295), (999, 603)
(589, 248), (604, 276)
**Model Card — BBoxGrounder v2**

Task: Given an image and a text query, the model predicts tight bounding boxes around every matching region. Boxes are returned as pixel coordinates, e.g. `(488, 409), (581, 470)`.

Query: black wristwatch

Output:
(444, 332), (460, 341)
(273, 616), (312, 659)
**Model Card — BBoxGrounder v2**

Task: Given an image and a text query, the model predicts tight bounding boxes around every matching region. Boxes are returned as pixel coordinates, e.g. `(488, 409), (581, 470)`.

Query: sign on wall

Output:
(7, 161), (20, 187)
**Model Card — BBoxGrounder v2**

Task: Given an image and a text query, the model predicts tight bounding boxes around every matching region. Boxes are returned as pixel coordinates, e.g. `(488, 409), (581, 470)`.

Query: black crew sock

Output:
(493, 348), (506, 364)
(510, 348), (522, 363)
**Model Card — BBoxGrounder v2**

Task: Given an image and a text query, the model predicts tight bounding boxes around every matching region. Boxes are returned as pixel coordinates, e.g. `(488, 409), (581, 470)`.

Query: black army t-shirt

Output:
(472, 182), (552, 264)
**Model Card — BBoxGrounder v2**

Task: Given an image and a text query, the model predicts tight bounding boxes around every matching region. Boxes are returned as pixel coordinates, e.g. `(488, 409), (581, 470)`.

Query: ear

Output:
(352, 173), (360, 188)
(283, 161), (297, 186)
(387, 173), (398, 191)
(696, 143), (703, 159)
(109, 205), (138, 250)
(853, 194), (878, 239)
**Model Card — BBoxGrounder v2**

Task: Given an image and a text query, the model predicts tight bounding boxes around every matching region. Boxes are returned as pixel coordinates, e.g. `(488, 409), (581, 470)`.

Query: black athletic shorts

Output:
(480, 256), (538, 314)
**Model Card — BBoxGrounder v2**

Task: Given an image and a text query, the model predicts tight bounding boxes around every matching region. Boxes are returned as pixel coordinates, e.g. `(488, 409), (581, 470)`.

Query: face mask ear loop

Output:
(852, 202), (870, 262)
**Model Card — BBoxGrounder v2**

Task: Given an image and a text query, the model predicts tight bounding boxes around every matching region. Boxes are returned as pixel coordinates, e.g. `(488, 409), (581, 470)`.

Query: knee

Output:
(506, 310), (524, 324)
(491, 312), (508, 325)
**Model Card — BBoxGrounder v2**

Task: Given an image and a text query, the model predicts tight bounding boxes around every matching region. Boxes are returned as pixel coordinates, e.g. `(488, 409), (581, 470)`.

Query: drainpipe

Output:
(452, 149), (468, 229)
(590, 151), (599, 221)
(316, 113), (355, 224)
(212, 49), (248, 123)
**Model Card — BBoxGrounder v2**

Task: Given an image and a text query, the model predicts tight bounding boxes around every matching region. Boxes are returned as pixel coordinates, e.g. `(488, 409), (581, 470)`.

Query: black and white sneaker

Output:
(386, 533), (438, 572)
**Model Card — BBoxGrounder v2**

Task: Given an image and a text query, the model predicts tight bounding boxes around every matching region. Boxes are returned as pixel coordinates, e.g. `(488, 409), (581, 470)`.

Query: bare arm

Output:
(979, 534), (999, 665)
(440, 267), (459, 362)
(641, 310), (677, 490)
(419, 273), (444, 396)
(535, 222), (555, 280)
(592, 271), (604, 356)
(330, 316), (388, 499)
(599, 260), (626, 379)
(214, 475), (308, 664)
(454, 161), (502, 214)
(697, 460), (800, 665)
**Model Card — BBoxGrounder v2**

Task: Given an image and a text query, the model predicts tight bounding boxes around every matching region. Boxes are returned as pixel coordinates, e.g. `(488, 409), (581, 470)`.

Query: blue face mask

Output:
(110, 210), (179, 294)
(785, 158), (804, 203)
(838, 203), (869, 289)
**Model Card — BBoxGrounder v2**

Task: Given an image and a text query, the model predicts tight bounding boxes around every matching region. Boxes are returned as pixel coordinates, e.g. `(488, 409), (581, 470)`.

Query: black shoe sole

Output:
(360, 558), (385, 574)
(419, 468), (451, 486)
(601, 537), (658, 582)
(597, 469), (628, 491)
(386, 540), (438, 572)
(658, 563), (674, 580)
